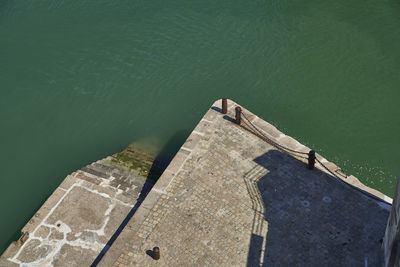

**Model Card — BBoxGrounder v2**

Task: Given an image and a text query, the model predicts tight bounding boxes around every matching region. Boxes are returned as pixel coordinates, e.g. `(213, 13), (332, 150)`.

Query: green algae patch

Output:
(109, 139), (164, 183)
(111, 147), (153, 175)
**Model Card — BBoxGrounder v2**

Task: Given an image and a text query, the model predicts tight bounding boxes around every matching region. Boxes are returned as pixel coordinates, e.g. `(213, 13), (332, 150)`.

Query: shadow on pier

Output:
(245, 150), (390, 266)
(91, 130), (190, 266)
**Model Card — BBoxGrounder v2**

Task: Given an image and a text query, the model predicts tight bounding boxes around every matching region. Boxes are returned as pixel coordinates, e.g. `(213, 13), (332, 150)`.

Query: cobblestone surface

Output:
(101, 100), (392, 266)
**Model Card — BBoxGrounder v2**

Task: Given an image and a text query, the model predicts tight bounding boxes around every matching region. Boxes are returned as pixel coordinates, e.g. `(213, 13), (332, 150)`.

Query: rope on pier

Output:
(315, 158), (345, 180)
(237, 109), (391, 205)
(240, 110), (347, 177)
(240, 111), (308, 156)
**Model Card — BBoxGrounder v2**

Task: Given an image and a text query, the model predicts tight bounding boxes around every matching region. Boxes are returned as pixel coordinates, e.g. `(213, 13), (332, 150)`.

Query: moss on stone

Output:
(109, 141), (162, 182)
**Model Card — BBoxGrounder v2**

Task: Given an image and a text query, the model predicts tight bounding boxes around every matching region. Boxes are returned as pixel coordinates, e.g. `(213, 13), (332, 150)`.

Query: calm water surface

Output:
(1, 0), (400, 253)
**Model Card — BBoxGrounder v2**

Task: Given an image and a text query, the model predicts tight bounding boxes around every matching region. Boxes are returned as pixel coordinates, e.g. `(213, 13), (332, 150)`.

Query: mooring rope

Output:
(240, 111), (308, 156)
(315, 158), (346, 179)
(240, 110), (347, 178)
(236, 109), (391, 205)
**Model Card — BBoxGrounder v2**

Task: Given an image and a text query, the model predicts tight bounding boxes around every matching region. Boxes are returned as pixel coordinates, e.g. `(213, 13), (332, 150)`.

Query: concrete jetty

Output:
(100, 99), (392, 266)
(0, 143), (160, 266)
(0, 99), (394, 266)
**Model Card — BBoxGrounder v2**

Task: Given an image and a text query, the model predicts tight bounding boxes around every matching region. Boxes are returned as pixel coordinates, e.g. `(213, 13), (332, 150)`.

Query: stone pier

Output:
(0, 143), (161, 266)
(99, 99), (392, 266)
(1, 99), (394, 266)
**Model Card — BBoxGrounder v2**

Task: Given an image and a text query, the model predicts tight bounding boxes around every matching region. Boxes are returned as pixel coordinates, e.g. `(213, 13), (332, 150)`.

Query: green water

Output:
(1, 0), (400, 254)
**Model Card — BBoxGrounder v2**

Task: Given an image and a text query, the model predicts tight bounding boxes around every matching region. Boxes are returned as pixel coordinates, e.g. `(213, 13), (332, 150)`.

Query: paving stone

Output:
(52, 244), (98, 267)
(16, 239), (51, 263)
(34, 225), (50, 239)
(100, 99), (391, 266)
(252, 117), (283, 139)
(3, 99), (392, 266)
(49, 229), (64, 240)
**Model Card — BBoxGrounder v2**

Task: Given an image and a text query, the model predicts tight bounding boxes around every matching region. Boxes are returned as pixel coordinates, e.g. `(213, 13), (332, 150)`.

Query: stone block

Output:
(1, 242), (19, 259)
(52, 244), (98, 267)
(296, 144), (311, 154)
(75, 172), (102, 185)
(346, 175), (360, 185)
(203, 108), (219, 122)
(152, 171), (175, 193)
(45, 186), (111, 233)
(126, 206), (152, 233)
(79, 180), (117, 199)
(182, 132), (202, 151)
(165, 149), (190, 175)
(34, 226), (50, 239)
(16, 239), (51, 263)
(0, 257), (19, 267)
(49, 229), (64, 240)
(59, 175), (79, 190)
(319, 162), (340, 175)
(22, 187), (67, 234)
(193, 120), (211, 135)
(115, 192), (135, 207)
(240, 107), (257, 123)
(140, 191), (162, 211)
(253, 118), (282, 139)
(81, 166), (109, 179)
(278, 135), (302, 151)
(104, 203), (131, 238)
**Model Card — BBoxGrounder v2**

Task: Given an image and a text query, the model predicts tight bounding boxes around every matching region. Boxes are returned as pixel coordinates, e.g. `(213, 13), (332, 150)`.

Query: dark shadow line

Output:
(91, 130), (190, 266)
(211, 106), (222, 113)
(90, 182), (153, 267)
(223, 115), (236, 123)
(145, 249), (154, 259)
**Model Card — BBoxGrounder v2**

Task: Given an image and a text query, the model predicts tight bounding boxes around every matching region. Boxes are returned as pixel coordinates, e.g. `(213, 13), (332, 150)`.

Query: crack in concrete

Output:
(8, 181), (128, 266)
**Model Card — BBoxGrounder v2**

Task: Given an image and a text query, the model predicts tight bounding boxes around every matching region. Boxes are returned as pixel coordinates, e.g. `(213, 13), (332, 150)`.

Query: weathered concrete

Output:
(1, 99), (393, 266)
(0, 142), (159, 266)
(101, 99), (392, 266)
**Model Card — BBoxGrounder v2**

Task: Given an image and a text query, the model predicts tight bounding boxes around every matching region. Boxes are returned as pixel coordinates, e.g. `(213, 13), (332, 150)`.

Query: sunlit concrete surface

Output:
(0, 146), (155, 266)
(101, 100), (392, 267)
(1, 99), (392, 266)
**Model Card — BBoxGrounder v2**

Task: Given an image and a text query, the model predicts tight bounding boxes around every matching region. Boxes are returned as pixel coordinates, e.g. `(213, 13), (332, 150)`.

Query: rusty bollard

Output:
(308, 150), (316, 170)
(222, 98), (227, 114)
(153, 247), (160, 260)
(235, 107), (242, 125)
(19, 232), (29, 245)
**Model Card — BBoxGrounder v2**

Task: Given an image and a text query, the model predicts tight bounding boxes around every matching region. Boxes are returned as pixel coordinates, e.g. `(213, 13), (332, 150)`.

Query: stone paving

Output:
(99, 99), (393, 266)
(1, 99), (393, 266)
(0, 143), (158, 266)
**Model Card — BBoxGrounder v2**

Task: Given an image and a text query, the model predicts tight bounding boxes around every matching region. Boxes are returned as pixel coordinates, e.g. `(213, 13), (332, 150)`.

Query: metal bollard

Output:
(308, 150), (316, 170)
(19, 232), (29, 245)
(222, 98), (227, 114)
(235, 107), (242, 125)
(153, 247), (160, 260)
